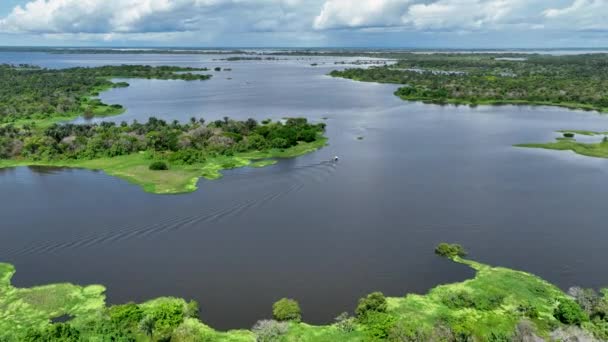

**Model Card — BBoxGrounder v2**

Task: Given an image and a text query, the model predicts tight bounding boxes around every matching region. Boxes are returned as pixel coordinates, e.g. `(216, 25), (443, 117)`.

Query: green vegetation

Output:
(149, 161), (169, 171)
(3, 243), (608, 341)
(273, 298), (302, 322)
(517, 131), (608, 159)
(0, 117), (327, 194)
(0, 64), (211, 125)
(330, 53), (608, 113)
(435, 242), (467, 258)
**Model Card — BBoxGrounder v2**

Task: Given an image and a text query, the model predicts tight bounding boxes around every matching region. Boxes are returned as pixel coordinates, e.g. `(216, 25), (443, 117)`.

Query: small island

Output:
(2, 244), (606, 341)
(0, 117), (327, 194)
(517, 130), (608, 159)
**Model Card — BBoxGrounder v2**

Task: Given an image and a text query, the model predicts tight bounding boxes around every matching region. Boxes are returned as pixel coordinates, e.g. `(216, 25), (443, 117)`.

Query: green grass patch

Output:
(517, 140), (608, 159)
(0, 263), (106, 340)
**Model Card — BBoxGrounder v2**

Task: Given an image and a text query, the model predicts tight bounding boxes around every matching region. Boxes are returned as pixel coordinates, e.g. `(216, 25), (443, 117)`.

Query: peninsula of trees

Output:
(330, 53), (608, 113)
(0, 117), (327, 194)
(0, 64), (211, 125)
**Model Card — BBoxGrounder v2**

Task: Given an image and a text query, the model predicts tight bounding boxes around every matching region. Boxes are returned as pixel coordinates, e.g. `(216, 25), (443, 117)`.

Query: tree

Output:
(554, 299), (588, 325)
(272, 298), (302, 322)
(356, 292), (387, 318)
(139, 315), (156, 340)
(435, 243), (467, 258)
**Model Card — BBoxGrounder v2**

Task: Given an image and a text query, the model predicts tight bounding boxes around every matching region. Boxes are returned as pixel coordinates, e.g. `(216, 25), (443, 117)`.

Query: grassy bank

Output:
(2, 249), (602, 341)
(0, 137), (328, 194)
(517, 131), (608, 159)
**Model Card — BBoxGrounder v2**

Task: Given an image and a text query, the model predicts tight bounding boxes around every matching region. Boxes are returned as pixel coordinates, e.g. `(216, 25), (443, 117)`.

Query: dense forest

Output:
(0, 117), (325, 163)
(0, 64), (211, 123)
(330, 54), (608, 112)
(3, 245), (608, 341)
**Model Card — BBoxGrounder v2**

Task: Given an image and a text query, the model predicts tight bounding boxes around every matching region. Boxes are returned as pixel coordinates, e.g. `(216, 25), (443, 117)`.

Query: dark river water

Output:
(2, 52), (608, 330)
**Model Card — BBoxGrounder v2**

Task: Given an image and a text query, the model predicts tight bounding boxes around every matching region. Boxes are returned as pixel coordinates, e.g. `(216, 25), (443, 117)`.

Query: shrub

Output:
(517, 302), (539, 319)
(108, 303), (144, 328)
(335, 312), (356, 333)
(184, 300), (200, 319)
(252, 320), (289, 342)
(389, 319), (430, 341)
(554, 299), (588, 325)
(441, 290), (476, 309)
(435, 243), (467, 258)
(360, 311), (396, 339)
(272, 298), (301, 322)
(24, 323), (80, 342)
(149, 161), (168, 171)
(356, 292), (387, 318)
(563, 132), (575, 138)
(168, 149), (206, 165)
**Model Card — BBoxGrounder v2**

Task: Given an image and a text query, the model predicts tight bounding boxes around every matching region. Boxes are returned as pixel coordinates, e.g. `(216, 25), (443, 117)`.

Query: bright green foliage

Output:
(3, 254), (608, 341)
(359, 311), (396, 339)
(330, 53), (608, 113)
(273, 298), (302, 322)
(518, 132), (608, 160)
(355, 292), (388, 318)
(554, 299), (588, 326)
(435, 243), (467, 258)
(23, 323), (80, 342)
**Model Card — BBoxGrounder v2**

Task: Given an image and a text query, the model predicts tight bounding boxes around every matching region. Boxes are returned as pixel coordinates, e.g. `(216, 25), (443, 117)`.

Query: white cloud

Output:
(313, 0), (411, 30)
(543, 0), (608, 30)
(0, 0), (313, 34)
(314, 0), (608, 32)
(402, 0), (525, 31)
(0, 0), (606, 45)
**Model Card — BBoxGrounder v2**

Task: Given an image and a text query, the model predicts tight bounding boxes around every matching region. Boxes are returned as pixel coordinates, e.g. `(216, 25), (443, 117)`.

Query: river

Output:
(1, 52), (608, 329)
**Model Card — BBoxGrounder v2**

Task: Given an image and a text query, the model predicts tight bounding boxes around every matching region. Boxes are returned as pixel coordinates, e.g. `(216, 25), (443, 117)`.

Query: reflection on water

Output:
(2, 52), (608, 329)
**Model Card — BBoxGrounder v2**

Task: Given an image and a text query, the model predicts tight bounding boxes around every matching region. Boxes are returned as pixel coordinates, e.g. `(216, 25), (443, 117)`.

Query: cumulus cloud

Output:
(543, 0), (608, 30)
(0, 0), (606, 45)
(0, 0), (313, 34)
(314, 0), (607, 32)
(402, 0), (528, 31)
(313, 0), (411, 30)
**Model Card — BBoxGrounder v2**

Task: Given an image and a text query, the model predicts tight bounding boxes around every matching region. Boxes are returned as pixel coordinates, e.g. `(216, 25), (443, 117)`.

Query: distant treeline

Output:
(0, 117), (326, 162)
(0, 64), (211, 122)
(330, 53), (608, 112)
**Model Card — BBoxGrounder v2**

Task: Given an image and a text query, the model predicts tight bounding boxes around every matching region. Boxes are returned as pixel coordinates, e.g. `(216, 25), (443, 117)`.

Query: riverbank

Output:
(329, 53), (608, 115)
(0, 137), (328, 194)
(2, 247), (604, 341)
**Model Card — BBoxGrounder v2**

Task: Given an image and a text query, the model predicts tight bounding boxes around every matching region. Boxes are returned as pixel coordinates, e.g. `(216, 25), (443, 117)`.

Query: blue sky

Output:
(0, 0), (606, 48)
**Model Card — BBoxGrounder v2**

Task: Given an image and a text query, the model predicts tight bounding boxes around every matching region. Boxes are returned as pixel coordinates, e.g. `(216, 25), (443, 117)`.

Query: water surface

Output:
(2, 52), (608, 329)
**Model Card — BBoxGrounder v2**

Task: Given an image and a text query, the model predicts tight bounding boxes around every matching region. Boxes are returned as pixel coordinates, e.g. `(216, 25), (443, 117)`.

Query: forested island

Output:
(330, 54), (608, 113)
(0, 117), (327, 194)
(0, 64), (211, 126)
(2, 244), (607, 341)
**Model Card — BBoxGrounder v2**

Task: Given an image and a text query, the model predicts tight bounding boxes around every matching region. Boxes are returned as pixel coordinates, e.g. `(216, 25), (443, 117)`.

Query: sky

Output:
(0, 0), (606, 48)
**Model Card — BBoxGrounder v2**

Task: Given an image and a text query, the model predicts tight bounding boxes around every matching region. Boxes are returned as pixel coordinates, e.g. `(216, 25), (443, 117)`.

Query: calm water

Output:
(2, 52), (608, 329)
